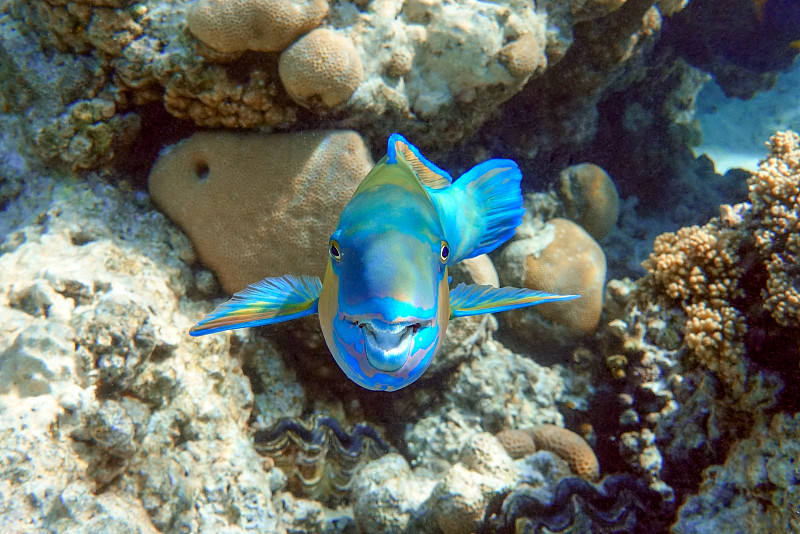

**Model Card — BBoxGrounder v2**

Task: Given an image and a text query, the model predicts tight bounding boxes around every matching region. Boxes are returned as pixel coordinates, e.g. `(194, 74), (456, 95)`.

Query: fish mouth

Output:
(349, 318), (432, 372)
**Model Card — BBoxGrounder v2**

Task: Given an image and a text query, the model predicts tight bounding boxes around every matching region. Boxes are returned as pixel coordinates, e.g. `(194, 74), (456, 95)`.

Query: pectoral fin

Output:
(190, 275), (322, 336)
(449, 283), (579, 318)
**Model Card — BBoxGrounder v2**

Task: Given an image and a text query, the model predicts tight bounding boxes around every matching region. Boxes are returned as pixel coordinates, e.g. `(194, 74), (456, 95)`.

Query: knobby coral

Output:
(640, 130), (800, 396)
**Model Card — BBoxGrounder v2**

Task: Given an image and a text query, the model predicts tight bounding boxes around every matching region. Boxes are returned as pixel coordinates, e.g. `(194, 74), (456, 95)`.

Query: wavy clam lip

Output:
(343, 315), (432, 372)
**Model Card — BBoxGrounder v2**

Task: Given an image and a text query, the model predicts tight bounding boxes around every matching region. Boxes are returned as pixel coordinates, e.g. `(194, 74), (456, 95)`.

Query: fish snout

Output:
(357, 318), (430, 372)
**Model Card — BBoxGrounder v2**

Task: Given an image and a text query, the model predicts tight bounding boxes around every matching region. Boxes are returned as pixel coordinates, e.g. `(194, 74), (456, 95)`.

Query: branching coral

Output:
(642, 218), (747, 393)
(641, 131), (800, 393)
(748, 130), (800, 328)
(253, 415), (391, 505)
(480, 474), (673, 534)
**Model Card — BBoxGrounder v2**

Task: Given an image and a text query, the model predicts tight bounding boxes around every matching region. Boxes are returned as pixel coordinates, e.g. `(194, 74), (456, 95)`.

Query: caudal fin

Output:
(430, 158), (524, 263)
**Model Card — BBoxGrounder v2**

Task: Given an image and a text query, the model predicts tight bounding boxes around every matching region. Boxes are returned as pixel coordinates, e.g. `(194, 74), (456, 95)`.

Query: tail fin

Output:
(430, 159), (524, 263)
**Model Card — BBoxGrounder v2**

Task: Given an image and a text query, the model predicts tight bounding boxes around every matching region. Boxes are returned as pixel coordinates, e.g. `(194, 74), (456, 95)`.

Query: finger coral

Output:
(187, 0), (328, 55)
(278, 28), (364, 109)
(148, 130), (373, 293)
(748, 130), (800, 328)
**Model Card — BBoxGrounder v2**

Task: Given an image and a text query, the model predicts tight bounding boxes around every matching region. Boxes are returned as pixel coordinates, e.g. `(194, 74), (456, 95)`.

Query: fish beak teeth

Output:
(356, 319), (427, 372)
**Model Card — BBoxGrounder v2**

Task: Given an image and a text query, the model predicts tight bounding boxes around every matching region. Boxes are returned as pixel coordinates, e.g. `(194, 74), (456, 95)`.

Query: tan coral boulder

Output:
(187, 0), (329, 54)
(148, 130), (373, 293)
(495, 218), (606, 347)
(558, 163), (620, 241)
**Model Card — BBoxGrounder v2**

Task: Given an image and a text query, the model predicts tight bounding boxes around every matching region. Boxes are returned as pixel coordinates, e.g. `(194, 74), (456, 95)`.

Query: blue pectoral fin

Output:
(449, 283), (579, 318)
(430, 158), (525, 263)
(189, 275), (322, 336)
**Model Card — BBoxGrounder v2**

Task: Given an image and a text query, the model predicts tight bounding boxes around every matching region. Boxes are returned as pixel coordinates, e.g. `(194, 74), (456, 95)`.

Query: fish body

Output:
(190, 134), (578, 391)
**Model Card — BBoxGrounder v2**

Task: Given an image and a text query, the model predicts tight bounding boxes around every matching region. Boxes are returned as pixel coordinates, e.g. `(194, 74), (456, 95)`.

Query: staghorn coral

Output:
(278, 28), (364, 110)
(558, 163), (620, 241)
(148, 130), (372, 293)
(253, 416), (391, 506)
(480, 473), (673, 534)
(187, 0), (328, 55)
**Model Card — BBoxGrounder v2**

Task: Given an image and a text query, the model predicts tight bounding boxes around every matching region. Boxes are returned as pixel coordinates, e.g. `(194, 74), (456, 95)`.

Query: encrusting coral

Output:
(148, 130), (373, 293)
(187, 0), (329, 55)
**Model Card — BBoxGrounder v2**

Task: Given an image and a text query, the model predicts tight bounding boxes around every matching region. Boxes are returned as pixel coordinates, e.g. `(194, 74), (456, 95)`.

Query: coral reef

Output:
(672, 412), (800, 533)
(0, 163), (332, 532)
(148, 130), (373, 293)
(640, 131), (800, 397)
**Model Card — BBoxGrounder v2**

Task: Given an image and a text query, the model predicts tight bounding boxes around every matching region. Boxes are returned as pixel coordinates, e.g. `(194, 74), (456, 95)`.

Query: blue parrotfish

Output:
(190, 134), (579, 392)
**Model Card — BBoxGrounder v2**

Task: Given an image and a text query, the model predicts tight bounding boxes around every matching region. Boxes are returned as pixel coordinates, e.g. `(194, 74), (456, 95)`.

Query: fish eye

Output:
(329, 239), (341, 261)
(440, 241), (449, 263)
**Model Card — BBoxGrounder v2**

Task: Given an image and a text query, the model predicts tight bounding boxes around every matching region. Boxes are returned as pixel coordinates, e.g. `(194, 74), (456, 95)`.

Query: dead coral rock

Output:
(279, 28), (364, 109)
(528, 424), (600, 481)
(148, 130), (373, 293)
(187, 0), (328, 54)
(559, 163), (620, 241)
(429, 433), (516, 534)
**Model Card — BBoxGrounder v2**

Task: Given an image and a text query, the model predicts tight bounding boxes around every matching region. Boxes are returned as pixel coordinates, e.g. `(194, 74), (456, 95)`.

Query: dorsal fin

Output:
(387, 133), (452, 189)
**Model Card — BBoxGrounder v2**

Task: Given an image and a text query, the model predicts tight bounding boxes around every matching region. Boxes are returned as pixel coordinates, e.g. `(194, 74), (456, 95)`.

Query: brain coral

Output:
(148, 130), (373, 293)
(187, 0), (329, 54)
(278, 28), (364, 109)
(558, 163), (620, 241)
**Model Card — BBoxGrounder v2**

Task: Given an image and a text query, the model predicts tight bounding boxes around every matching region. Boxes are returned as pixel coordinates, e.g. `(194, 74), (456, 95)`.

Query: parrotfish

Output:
(190, 134), (578, 391)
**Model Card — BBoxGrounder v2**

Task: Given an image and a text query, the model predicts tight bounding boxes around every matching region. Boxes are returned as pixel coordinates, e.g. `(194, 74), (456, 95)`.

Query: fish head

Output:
(317, 163), (452, 391)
